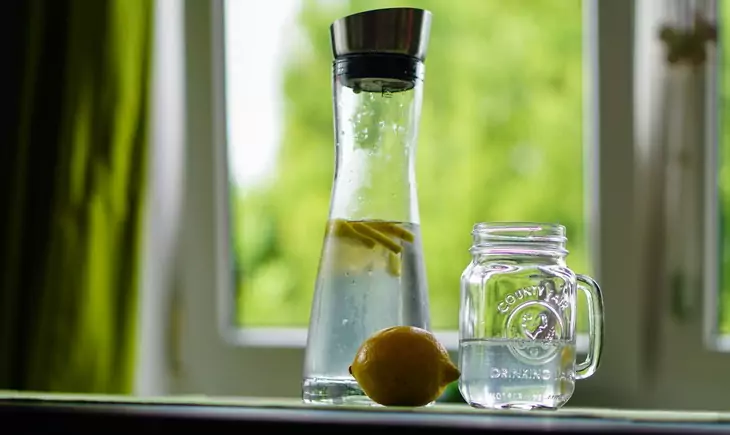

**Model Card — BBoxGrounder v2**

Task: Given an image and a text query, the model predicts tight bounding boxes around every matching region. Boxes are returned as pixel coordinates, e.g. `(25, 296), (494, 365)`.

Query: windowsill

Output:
(5, 393), (730, 433)
(222, 327), (591, 354)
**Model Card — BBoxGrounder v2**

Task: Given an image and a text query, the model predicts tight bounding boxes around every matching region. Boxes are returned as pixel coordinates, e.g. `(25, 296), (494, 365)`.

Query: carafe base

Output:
(302, 377), (375, 405)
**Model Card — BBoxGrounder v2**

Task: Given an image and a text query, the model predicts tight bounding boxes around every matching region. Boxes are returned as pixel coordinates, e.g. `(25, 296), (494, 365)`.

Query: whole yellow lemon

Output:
(349, 326), (461, 407)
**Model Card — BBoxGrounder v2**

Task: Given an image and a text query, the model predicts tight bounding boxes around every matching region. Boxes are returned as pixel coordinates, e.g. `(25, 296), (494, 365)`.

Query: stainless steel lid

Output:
(330, 8), (432, 61)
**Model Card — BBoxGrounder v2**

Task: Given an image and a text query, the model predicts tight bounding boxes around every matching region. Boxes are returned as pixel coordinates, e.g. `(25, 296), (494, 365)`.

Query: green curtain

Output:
(0, 0), (153, 394)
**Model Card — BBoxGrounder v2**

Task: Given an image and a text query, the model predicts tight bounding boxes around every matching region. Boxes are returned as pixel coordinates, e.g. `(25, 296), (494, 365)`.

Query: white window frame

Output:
(136, 0), (730, 410)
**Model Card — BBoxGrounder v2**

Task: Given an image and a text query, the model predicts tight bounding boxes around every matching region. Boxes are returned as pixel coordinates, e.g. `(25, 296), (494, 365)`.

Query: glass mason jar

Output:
(458, 223), (604, 410)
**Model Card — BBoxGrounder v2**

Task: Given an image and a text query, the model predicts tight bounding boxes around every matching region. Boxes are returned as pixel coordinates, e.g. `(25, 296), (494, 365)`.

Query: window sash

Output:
(144, 0), (730, 410)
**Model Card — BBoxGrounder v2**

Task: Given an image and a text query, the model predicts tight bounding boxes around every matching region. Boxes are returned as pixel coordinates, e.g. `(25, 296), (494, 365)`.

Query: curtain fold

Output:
(0, 0), (152, 393)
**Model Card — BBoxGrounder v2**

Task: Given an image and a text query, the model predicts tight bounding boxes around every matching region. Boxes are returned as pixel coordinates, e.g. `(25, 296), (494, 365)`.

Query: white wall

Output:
(134, 0), (186, 397)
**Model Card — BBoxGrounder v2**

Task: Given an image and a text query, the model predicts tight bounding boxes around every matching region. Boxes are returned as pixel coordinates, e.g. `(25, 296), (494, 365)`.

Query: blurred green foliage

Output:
(232, 0), (590, 330)
(719, 2), (730, 334)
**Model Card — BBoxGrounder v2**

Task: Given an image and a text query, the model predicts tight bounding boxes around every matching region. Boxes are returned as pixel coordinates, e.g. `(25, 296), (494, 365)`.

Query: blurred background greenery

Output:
(229, 0), (591, 331)
(721, 0), (730, 334)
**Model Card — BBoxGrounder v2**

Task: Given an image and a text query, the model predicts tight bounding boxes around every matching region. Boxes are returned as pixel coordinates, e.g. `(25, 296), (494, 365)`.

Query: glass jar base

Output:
(302, 377), (375, 405)
(468, 401), (559, 411)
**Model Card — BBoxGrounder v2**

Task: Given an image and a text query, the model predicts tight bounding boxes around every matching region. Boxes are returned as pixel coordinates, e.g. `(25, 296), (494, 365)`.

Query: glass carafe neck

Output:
(470, 222), (568, 264)
(328, 56), (424, 224)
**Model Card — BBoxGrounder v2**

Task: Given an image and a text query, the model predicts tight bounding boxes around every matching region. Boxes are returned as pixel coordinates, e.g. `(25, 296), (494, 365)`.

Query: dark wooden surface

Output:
(1, 397), (730, 434)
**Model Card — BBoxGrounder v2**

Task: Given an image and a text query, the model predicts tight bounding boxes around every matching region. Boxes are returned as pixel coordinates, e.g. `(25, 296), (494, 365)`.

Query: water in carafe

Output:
(302, 8), (433, 404)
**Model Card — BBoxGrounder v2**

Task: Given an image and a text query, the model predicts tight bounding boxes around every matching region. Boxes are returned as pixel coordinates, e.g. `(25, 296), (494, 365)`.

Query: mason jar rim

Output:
(471, 222), (568, 248)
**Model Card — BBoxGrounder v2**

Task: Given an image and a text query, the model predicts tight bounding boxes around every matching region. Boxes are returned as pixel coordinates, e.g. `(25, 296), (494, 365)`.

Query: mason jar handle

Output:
(575, 274), (604, 380)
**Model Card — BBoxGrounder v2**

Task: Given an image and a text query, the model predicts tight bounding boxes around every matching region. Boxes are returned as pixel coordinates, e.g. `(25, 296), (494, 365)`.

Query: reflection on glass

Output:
(224, 0), (589, 330)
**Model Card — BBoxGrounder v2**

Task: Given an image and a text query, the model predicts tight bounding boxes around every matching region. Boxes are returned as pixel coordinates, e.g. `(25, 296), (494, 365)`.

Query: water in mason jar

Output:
(302, 219), (430, 404)
(459, 338), (576, 410)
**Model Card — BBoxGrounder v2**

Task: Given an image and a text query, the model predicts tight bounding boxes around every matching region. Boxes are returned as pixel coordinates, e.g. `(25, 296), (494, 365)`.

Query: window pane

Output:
(225, 0), (590, 331)
(719, 1), (730, 335)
